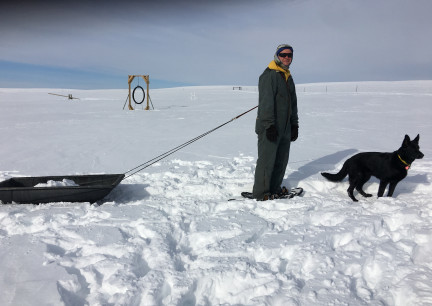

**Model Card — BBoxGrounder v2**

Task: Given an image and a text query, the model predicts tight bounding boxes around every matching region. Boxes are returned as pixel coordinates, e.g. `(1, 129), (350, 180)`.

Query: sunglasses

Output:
(278, 53), (293, 58)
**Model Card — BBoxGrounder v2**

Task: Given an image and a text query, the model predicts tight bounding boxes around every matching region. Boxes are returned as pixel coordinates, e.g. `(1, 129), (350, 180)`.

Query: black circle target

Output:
(132, 85), (145, 104)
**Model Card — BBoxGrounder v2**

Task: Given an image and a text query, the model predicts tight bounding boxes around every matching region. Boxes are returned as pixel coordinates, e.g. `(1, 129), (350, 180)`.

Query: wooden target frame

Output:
(128, 75), (150, 110)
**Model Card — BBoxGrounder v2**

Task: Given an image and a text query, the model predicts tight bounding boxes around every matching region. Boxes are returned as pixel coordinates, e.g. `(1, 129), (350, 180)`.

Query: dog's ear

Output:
(402, 134), (410, 147)
(413, 134), (420, 143)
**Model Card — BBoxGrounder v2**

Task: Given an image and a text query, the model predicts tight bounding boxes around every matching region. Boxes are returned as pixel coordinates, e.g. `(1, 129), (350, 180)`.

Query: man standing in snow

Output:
(252, 44), (299, 200)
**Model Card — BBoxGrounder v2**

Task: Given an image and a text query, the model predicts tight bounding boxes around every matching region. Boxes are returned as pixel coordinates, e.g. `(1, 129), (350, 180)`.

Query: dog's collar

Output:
(398, 154), (411, 170)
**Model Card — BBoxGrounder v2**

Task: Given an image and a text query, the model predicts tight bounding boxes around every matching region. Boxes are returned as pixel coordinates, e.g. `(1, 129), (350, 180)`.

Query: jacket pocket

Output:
(255, 118), (264, 134)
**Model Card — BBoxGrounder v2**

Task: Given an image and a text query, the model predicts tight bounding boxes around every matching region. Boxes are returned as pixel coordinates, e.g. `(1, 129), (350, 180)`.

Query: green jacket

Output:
(255, 66), (298, 136)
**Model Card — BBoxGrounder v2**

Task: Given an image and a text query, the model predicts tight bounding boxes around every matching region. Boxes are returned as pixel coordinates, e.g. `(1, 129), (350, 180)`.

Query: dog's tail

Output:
(321, 162), (349, 182)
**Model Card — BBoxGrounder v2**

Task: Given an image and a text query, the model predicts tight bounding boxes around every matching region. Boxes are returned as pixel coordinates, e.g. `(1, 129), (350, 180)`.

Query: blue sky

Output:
(1, 0), (431, 89)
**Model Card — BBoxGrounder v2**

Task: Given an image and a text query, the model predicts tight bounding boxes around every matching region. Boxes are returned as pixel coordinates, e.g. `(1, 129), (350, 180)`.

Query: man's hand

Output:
(291, 125), (298, 141)
(266, 125), (278, 142)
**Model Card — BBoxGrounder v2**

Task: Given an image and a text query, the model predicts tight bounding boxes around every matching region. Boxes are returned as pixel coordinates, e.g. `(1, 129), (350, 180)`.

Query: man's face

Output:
(278, 50), (293, 67)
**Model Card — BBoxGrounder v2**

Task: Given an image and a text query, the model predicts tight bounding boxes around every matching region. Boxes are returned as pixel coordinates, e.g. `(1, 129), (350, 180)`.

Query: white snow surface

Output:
(0, 81), (431, 305)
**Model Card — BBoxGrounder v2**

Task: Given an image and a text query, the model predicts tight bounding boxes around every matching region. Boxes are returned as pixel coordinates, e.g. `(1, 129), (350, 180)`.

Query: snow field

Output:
(0, 82), (432, 305)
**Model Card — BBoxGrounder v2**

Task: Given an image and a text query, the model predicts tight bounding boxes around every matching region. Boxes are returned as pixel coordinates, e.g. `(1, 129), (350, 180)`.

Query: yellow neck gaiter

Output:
(268, 60), (291, 81)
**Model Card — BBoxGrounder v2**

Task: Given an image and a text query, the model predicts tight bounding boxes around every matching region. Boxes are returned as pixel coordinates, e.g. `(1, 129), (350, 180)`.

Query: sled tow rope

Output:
(123, 105), (258, 180)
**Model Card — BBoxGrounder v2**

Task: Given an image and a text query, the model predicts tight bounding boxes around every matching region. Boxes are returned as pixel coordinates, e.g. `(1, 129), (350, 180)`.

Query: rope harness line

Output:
(123, 105), (258, 180)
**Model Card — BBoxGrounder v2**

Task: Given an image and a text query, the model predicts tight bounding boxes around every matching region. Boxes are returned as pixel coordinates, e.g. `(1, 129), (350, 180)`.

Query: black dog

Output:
(321, 134), (424, 201)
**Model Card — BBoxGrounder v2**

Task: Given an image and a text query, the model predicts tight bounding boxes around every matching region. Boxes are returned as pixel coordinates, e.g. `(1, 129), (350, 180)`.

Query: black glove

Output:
(291, 125), (298, 142)
(266, 125), (278, 142)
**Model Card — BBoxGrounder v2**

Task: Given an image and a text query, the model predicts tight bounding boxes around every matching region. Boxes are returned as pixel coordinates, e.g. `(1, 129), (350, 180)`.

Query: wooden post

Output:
(143, 75), (150, 110)
(128, 75), (135, 110)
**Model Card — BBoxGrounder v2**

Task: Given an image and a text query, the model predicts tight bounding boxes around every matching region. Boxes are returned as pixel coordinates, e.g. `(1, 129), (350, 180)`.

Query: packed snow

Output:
(34, 179), (79, 188)
(0, 81), (431, 305)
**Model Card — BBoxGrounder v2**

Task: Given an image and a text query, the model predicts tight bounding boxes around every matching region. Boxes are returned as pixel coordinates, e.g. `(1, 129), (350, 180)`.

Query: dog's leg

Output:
(357, 189), (372, 197)
(377, 181), (388, 197)
(387, 181), (399, 197)
(347, 174), (359, 202)
(356, 175), (372, 198)
(347, 185), (358, 202)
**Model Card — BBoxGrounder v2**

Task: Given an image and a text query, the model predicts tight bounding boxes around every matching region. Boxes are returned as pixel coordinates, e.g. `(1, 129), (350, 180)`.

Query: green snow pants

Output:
(252, 131), (291, 200)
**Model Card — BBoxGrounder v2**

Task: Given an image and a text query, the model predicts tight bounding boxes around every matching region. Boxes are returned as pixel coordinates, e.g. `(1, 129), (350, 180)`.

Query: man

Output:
(252, 44), (299, 200)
